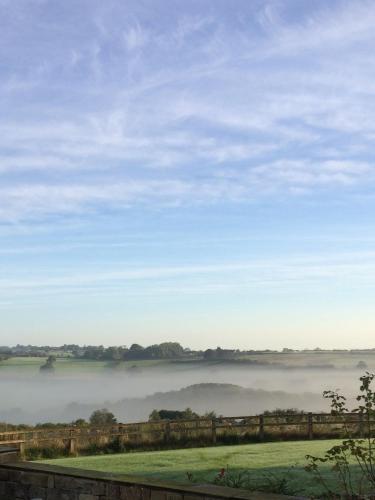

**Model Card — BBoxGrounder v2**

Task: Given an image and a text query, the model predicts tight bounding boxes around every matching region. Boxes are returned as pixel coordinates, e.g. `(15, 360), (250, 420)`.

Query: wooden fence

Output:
(0, 413), (369, 456)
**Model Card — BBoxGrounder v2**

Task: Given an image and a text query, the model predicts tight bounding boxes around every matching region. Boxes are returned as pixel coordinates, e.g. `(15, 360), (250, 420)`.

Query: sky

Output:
(1, 0), (375, 349)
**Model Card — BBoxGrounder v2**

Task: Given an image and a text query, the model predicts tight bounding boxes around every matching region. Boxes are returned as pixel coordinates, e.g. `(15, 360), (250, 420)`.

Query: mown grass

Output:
(0, 356), (171, 374)
(42, 439), (353, 497)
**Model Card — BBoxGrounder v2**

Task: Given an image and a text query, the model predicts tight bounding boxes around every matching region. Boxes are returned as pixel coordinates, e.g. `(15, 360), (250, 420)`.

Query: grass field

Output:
(0, 356), (171, 374)
(1, 351), (375, 374)
(239, 351), (375, 369)
(42, 440), (353, 496)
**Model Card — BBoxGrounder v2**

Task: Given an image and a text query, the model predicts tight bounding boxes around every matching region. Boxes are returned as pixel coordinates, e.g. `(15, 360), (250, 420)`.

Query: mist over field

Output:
(0, 356), (370, 424)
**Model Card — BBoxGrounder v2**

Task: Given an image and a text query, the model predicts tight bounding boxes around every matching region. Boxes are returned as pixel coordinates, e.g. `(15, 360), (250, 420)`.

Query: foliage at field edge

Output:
(306, 372), (375, 498)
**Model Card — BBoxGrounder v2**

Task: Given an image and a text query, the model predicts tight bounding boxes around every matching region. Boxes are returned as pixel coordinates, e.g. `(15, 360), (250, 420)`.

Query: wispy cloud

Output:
(1, 1), (375, 220)
(2, 251), (375, 301)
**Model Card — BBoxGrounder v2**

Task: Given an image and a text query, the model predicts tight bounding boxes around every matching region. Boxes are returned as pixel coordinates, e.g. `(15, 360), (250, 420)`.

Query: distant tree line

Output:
(203, 346), (239, 360)
(149, 408), (218, 421)
(81, 342), (187, 361)
(2, 342), (375, 364)
(0, 342), (281, 365)
(0, 408), (117, 432)
(0, 342), (192, 361)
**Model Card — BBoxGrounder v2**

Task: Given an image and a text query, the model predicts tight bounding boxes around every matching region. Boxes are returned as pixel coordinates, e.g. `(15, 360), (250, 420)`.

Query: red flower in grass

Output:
(218, 468), (225, 478)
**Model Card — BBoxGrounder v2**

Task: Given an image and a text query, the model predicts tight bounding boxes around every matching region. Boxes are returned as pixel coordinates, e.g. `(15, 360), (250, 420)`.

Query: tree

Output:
(203, 347), (235, 360)
(89, 409), (117, 426)
(203, 348), (216, 360)
(149, 408), (199, 421)
(102, 346), (123, 362)
(71, 418), (87, 427)
(149, 410), (161, 421)
(357, 360), (368, 370)
(182, 407), (197, 419)
(82, 346), (105, 360)
(125, 344), (145, 360)
(39, 355), (56, 373)
(204, 410), (217, 419)
(263, 408), (302, 415)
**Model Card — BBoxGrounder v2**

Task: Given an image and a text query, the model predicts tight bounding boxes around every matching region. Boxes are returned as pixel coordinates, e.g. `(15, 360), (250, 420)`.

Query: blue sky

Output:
(1, 0), (375, 348)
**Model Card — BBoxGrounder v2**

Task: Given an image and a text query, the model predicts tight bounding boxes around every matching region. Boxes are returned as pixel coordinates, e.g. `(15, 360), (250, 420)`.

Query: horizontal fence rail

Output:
(0, 413), (370, 456)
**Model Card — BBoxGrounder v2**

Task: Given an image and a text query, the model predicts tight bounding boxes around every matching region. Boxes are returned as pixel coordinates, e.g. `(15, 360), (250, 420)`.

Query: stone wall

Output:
(0, 448), (298, 500)
(0, 446), (20, 464)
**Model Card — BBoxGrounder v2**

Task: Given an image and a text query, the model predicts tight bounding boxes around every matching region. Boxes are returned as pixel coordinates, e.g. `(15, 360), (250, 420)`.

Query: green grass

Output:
(42, 439), (353, 496)
(0, 357), (109, 374)
(238, 351), (375, 369)
(2, 351), (375, 374)
(0, 356), (172, 374)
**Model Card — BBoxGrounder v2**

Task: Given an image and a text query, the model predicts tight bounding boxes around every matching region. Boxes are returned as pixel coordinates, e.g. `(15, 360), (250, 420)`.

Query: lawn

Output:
(42, 440), (351, 496)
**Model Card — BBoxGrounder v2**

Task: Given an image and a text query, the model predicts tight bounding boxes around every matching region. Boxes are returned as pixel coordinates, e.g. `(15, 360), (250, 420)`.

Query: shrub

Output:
(25, 445), (69, 460)
(305, 372), (375, 498)
(89, 409), (117, 426)
(211, 466), (299, 495)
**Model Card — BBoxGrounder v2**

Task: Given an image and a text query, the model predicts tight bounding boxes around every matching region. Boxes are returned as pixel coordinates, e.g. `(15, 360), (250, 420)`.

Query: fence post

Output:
(308, 413), (313, 440)
(68, 438), (77, 456)
(211, 419), (217, 444)
(19, 441), (25, 459)
(164, 421), (171, 443)
(359, 413), (364, 438)
(259, 415), (264, 441)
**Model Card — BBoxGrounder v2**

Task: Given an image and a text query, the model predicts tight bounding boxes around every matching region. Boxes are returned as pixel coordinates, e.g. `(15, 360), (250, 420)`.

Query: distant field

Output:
(238, 351), (375, 369)
(0, 357), (108, 374)
(0, 357), (172, 374)
(43, 440), (353, 496)
(1, 351), (375, 375)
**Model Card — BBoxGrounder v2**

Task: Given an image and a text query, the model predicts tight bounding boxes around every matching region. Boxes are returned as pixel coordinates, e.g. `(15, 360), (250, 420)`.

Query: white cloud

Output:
(123, 23), (148, 51)
(1, 0), (375, 221)
(2, 251), (375, 300)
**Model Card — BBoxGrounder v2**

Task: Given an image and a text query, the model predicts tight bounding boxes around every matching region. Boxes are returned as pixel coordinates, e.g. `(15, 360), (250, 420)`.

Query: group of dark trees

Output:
(81, 342), (186, 361)
(0, 407), (218, 431)
(149, 408), (217, 421)
(2, 343), (375, 365)
(42, 408), (117, 427)
(88, 408), (117, 426)
(0, 409), (118, 432)
(263, 408), (303, 415)
(203, 347), (238, 360)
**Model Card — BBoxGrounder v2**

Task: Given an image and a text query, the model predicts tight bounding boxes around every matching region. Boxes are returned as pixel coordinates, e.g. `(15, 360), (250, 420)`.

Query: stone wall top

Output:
(0, 460), (298, 499)
(0, 445), (20, 464)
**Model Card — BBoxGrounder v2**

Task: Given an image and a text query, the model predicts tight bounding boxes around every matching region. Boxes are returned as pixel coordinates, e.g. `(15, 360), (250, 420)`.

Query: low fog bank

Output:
(0, 363), (363, 424)
(59, 383), (329, 423)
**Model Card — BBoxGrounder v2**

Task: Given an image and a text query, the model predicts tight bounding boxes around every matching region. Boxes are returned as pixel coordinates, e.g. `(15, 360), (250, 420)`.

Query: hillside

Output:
(62, 382), (326, 422)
